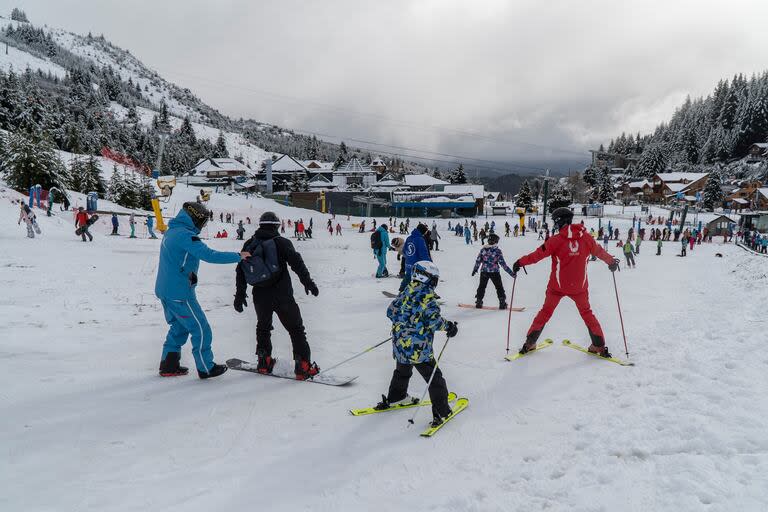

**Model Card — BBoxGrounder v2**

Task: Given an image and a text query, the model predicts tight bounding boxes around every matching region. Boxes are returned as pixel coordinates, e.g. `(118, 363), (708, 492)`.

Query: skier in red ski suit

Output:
(513, 207), (620, 357)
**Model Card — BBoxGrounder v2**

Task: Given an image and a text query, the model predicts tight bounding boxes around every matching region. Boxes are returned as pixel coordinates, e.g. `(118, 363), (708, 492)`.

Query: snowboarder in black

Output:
(234, 211), (321, 380)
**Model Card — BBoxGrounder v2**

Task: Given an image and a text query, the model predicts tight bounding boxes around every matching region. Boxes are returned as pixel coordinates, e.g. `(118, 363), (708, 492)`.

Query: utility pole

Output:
(541, 169), (551, 224)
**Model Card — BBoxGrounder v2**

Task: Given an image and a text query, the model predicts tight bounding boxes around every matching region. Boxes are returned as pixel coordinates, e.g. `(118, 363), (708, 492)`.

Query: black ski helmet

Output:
(259, 211), (281, 226)
(416, 223), (429, 236)
(183, 202), (210, 230)
(487, 233), (500, 245)
(551, 207), (574, 231)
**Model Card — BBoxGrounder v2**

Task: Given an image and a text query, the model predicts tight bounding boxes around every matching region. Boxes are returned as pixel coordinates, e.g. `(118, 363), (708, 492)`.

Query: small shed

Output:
(705, 215), (736, 236)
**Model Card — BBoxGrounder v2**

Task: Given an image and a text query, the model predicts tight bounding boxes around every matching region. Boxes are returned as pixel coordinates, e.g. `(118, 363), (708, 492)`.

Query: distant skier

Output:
(146, 214), (158, 239)
(236, 220), (245, 240)
(129, 213), (137, 238)
(430, 225), (441, 251)
(372, 223), (392, 278)
(634, 235), (641, 255)
(504, 222), (511, 237)
(111, 213), (119, 235)
(400, 223), (432, 291)
(472, 233), (514, 309)
(156, 202), (250, 379)
(336, 223), (342, 236)
(464, 225), (472, 245)
(234, 212), (321, 380)
(75, 207), (93, 242)
(622, 240), (635, 268)
(18, 202), (36, 238)
(513, 207), (620, 358)
(375, 261), (459, 428)
(656, 237), (662, 256)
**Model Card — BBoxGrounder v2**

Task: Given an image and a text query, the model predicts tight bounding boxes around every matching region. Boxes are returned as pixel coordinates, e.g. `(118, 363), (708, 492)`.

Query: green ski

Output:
(420, 398), (469, 437)
(350, 392), (458, 416)
(561, 340), (634, 366)
(504, 339), (554, 361)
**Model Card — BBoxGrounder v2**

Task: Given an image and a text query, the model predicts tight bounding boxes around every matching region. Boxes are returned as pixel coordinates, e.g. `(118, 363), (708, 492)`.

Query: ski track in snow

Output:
(1, 184), (767, 511)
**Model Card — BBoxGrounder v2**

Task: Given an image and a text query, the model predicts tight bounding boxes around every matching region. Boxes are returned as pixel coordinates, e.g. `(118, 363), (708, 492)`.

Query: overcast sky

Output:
(8, 0), (768, 172)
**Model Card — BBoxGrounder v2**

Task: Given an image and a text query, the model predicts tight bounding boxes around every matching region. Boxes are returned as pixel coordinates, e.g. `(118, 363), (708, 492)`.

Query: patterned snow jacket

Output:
(387, 281), (448, 364)
(472, 245), (514, 275)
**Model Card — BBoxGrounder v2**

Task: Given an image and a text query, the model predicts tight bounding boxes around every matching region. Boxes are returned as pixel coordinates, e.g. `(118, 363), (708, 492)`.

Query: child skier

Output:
(146, 214), (158, 239)
(156, 202), (250, 379)
(513, 207), (620, 358)
(472, 233), (515, 309)
(129, 213), (137, 238)
(111, 213), (119, 235)
(18, 202), (36, 238)
(375, 261), (459, 427)
(623, 240), (636, 268)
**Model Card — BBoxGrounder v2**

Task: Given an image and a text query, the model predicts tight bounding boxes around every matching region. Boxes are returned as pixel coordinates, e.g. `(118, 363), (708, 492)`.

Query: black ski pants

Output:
(253, 296), (310, 361)
(387, 360), (451, 418)
(475, 271), (506, 304)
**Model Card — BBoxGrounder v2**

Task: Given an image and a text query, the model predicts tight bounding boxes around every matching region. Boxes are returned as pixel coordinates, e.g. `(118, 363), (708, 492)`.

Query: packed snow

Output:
(2, 184), (767, 512)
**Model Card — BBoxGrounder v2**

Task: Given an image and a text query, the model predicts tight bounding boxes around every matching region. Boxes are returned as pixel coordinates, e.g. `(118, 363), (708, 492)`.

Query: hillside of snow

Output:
(2, 181), (767, 511)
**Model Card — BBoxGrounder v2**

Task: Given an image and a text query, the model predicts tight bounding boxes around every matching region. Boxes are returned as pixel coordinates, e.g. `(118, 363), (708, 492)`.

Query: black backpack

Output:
(370, 229), (383, 250)
(240, 237), (282, 286)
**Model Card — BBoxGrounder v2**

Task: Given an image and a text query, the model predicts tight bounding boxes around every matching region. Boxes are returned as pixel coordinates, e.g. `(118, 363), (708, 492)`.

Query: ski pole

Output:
(313, 336), (392, 378)
(505, 266), (526, 355)
(612, 272), (630, 358)
(408, 333), (452, 427)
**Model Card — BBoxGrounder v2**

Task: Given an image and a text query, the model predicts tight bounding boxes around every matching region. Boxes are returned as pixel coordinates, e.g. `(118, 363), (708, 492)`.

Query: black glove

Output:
(305, 281), (319, 297)
(471, 270), (478, 277)
(608, 258), (620, 272)
(234, 295), (247, 313)
(445, 321), (458, 338)
(512, 260), (522, 274)
(188, 272), (198, 286)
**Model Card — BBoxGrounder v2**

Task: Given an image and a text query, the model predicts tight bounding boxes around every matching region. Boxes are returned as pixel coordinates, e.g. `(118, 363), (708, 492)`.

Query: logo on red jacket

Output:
(568, 241), (579, 254)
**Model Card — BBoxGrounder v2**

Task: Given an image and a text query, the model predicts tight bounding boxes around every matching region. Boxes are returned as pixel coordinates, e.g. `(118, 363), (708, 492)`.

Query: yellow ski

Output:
(504, 339), (554, 361)
(350, 392), (457, 416)
(420, 398), (469, 437)
(561, 340), (634, 366)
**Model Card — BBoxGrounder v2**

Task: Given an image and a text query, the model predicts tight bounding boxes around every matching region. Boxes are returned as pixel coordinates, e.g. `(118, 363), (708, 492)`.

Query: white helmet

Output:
(411, 260), (440, 287)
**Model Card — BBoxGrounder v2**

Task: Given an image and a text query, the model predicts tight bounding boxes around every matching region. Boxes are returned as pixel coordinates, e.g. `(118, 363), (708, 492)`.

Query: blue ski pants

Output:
(375, 250), (388, 277)
(160, 298), (214, 372)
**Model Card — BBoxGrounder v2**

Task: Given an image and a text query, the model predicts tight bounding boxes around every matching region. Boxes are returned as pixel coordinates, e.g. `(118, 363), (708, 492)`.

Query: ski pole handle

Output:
(313, 336), (392, 377)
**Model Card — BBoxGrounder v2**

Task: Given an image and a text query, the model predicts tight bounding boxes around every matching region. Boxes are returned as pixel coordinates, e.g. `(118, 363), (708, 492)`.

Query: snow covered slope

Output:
(2, 184), (767, 511)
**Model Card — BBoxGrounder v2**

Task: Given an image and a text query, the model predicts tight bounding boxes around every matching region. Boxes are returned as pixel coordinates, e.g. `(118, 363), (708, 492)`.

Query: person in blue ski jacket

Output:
(464, 225), (472, 245)
(399, 223), (431, 291)
(111, 213), (119, 235)
(156, 202), (249, 379)
(373, 223), (392, 278)
(146, 214), (158, 239)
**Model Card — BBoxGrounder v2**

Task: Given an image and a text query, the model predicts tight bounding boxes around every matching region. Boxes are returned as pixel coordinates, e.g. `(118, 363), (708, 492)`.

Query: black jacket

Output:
(235, 226), (314, 301)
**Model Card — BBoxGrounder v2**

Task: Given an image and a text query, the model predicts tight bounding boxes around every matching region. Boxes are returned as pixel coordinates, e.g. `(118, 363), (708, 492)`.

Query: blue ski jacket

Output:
(374, 225), (391, 256)
(403, 228), (431, 277)
(155, 210), (240, 300)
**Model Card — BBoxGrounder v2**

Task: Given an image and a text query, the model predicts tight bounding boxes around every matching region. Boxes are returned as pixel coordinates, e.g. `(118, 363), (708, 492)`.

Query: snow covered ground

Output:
(2, 184), (767, 512)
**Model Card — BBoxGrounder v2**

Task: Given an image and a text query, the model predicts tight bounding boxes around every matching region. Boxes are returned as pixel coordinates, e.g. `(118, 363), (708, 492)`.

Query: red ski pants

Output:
(526, 289), (604, 338)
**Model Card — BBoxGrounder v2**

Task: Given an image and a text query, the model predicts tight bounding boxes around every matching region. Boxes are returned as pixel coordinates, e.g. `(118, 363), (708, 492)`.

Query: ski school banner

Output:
(100, 147), (152, 175)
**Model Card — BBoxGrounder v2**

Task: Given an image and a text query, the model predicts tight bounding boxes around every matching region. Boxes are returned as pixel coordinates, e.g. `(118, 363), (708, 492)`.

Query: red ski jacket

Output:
(518, 223), (614, 295)
(75, 211), (90, 227)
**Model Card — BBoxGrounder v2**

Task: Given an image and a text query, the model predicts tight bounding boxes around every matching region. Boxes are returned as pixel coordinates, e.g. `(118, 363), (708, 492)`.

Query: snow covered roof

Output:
(733, 198), (749, 204)
(335, 157), (375, 175)
(750, 143), (768, 149)
(627, 180), (651, 188)
(270, 155), (307, 172)
(758, 188), (768, 200)
(403, 174), (449, 187)
(664, 183), (689, 193)
(189, 158), (250, 175)
(443, 184), (486, 199)
(375, 179), (402, 187)
(371, 158), (386, 167)
(655, 172), (708, 183)
(302, 160), (334, 171)
(308, 174), (331, 183)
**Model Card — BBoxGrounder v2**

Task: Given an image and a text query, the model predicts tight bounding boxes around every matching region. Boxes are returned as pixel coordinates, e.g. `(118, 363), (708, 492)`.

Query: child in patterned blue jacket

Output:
(472, 233), (515, 309)
(376, 261), (458, 426)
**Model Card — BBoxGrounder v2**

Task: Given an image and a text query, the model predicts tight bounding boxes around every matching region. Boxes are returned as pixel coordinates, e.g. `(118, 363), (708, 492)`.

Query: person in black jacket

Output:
(234, 211), (321, 380)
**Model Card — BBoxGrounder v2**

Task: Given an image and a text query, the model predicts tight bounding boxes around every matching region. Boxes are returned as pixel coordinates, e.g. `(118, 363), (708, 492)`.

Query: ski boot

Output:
(198, 363), (228, 379)
(519, 330), (541, 354)
(374, 394), (417, 410)
(295, 359), (320, 381)
(430, 408), (452, 428)
(256, 354), (276, 375)
(159, 352), (189, 377)
(588, 333), (612, 358)
(499, 302), (508, 310)
(475, 301), (483, 309)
